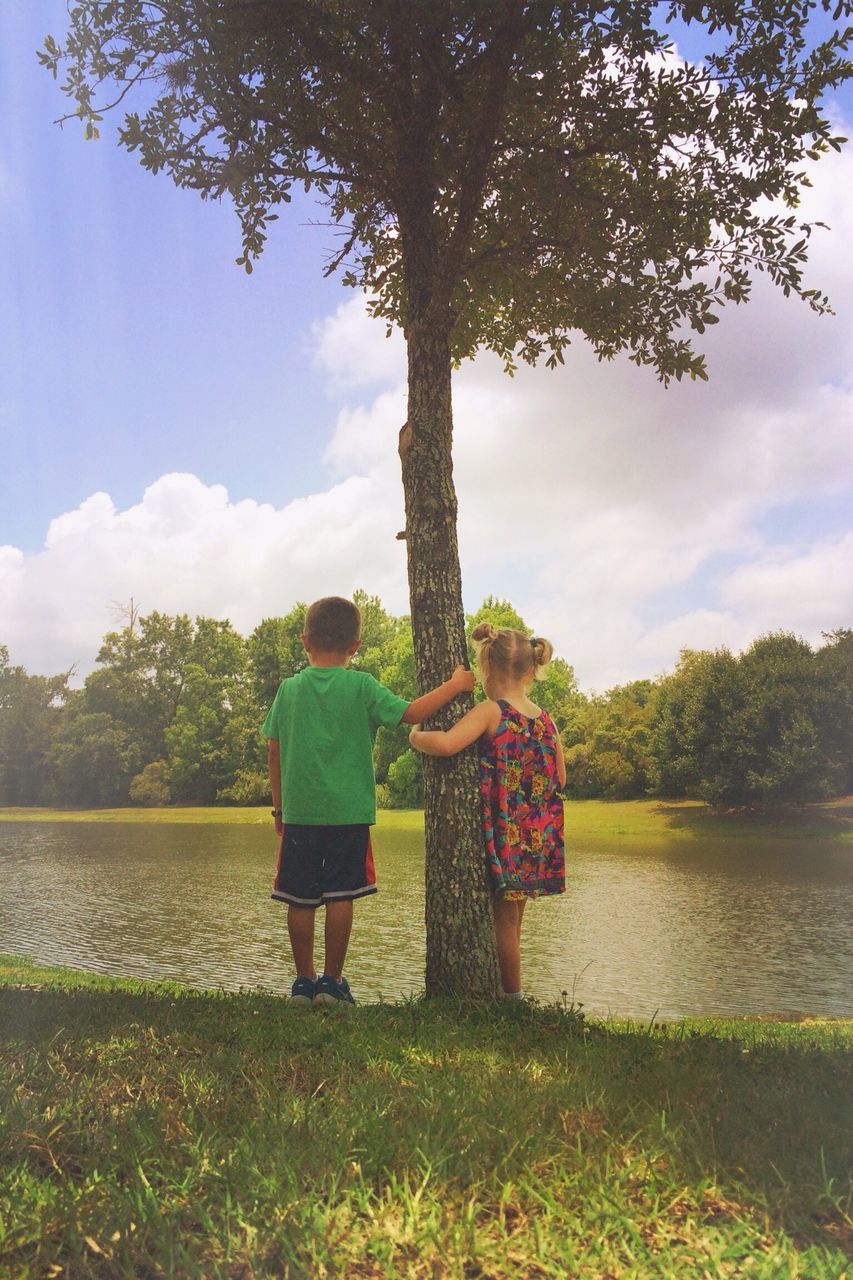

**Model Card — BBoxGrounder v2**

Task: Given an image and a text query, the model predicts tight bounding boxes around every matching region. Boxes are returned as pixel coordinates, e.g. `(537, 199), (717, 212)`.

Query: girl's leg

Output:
(492, 896), (524, 995)
(287, 905), (317, 978)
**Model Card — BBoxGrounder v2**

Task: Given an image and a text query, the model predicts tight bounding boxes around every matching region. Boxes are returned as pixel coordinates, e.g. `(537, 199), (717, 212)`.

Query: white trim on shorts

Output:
(271, 883), (378, 907)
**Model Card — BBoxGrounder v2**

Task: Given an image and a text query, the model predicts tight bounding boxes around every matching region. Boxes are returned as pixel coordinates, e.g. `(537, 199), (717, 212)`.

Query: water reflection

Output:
(1, 821), (850, 1018)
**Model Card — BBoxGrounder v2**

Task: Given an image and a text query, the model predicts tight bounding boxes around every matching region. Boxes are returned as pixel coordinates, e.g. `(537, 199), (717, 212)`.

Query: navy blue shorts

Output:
(272, 824), (377, 908)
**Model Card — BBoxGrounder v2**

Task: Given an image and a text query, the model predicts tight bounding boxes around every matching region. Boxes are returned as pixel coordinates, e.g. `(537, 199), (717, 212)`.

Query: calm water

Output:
(1, 821), (851, 1019)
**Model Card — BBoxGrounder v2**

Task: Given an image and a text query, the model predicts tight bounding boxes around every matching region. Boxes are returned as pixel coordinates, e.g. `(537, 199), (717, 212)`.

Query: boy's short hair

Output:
(304, 596), (362, 652)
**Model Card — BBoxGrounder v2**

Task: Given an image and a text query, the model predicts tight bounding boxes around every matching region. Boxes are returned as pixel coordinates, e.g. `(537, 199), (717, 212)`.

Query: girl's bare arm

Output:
(554, 730), (567, 788)
(409, 700), (500, 757)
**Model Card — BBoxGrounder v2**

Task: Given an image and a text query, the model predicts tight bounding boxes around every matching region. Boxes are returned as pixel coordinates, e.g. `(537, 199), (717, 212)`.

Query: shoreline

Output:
(1, 796), (850, 841)
(2, 953), (852, 1026)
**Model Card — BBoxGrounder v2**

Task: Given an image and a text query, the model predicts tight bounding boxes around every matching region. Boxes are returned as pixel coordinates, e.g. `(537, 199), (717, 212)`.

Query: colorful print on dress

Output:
(479, 699), (565, 899)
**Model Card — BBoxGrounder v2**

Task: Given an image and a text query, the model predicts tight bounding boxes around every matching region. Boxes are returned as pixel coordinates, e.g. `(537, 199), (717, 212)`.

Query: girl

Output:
(409, 623), (566, 999)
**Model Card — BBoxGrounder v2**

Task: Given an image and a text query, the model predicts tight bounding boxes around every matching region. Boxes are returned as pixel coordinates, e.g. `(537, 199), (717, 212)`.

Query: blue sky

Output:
(1, 3), (851, 690)
(3, 1), (349, 550)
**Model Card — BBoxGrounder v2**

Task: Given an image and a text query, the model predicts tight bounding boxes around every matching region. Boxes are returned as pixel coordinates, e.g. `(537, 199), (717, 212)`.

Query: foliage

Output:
(0, 646), (69, 806)
(565, 679), (660, 798)
(246, 606), (307, 711)
(386, 749), (424, 809)
(51, 711), (140, 808)
(128, 759), (172, 807)
(655, 632), (852, 807)
(42, 2), (852, 383)
(2, 605), (851, 810)
(815, 628), (853, 794)
(217, 768), (270, 807)
(85, 610), (195, 764)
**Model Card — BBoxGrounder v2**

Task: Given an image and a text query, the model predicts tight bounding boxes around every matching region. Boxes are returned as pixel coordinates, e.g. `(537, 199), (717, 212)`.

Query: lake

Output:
(1, 820), (851, 1019)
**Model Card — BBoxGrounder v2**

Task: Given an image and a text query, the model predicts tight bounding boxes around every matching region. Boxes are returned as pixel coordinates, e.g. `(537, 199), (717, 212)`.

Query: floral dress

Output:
(479, 699), (565, 900)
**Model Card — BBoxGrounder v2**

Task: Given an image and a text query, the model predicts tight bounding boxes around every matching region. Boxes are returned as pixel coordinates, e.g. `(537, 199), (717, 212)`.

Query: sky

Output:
(1, 3), (851, 693)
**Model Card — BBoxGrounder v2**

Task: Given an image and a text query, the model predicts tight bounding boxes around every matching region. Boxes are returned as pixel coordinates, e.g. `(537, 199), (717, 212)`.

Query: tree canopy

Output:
(43, 1), (851, 380)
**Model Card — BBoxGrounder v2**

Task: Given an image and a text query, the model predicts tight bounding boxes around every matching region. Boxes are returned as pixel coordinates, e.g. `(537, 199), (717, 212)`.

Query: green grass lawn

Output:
(1, 955), (851, 1279)
(1, 797), (851, 842)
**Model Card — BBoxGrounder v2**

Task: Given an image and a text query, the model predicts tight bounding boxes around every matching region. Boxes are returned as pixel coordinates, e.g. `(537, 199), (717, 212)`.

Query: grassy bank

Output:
(1, 796), (851, 841)
(1, 956), (851, 1279)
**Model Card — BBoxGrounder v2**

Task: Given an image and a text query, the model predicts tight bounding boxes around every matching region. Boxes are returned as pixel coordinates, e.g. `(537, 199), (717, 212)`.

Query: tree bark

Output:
(400, 317), (501, 998)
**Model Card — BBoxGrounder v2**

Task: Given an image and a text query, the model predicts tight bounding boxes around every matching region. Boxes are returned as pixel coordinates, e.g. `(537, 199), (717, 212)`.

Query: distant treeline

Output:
(1, 593), (850, 811)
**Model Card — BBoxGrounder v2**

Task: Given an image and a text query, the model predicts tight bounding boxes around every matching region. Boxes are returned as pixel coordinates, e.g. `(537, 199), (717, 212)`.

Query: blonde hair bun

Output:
(531, 636), (554, 668)
(470, 622), (498, 642)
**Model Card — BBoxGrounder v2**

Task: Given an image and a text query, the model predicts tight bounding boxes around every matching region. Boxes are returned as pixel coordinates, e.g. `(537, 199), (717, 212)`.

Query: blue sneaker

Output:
(314, 974), (355, 1006)
(290, 975), (318, 1007)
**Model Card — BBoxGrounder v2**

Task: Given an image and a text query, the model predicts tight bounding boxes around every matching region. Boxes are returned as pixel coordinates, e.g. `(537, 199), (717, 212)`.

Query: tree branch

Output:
(432, 0), (528, 314)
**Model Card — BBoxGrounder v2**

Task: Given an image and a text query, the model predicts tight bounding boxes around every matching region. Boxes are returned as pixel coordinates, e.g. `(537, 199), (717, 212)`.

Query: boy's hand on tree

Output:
(452, 666), (475, 694)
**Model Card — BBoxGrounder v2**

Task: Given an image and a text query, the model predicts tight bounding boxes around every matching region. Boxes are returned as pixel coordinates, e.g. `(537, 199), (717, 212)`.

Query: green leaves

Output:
(44, 2), (851, 380)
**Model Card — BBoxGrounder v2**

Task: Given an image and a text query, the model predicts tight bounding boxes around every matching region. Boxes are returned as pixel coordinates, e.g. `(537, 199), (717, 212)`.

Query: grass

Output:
(1, 797), (851, 842)
(1, 955), (851, 1279)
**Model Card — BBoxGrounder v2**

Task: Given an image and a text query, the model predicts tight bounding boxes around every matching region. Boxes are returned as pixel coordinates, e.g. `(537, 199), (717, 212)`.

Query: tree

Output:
(165, 618), (248, 803)
(654, 646), (749, 804)
(246, 606), (308, 713)
(0, 647), (70, 805)
(814, 629), (853, 795)
(84, 610), (195, 764)
(652, 633), (848, 808)
(565, 679), (658, 798)
(51, 711), (140, 807)
(738, 632), (828, 806)
(369, 616), (419, 789)
(45, 1), (852, 993)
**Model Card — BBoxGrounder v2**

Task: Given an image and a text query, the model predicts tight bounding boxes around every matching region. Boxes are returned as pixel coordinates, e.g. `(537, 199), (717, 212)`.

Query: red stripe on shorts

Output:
(273, 827), (285, 891)
(364, 832), (376, 887)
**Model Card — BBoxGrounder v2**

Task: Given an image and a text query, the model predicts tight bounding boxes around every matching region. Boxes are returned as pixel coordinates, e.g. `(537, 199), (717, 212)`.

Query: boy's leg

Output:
(492, 896), (523, 995)
(319, 824), (375, 983)
(287, 905), (317, 979)
(323, 899), (354, 980)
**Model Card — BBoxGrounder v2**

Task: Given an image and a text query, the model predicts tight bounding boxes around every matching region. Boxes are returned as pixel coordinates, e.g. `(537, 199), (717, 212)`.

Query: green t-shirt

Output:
(262, 666), (410, 825)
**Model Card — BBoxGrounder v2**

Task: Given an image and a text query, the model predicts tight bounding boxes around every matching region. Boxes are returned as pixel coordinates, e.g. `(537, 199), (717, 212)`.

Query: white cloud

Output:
(719, 533), (853, 632)
(1, 472), (408, 678)
(311, 298), (406, 389)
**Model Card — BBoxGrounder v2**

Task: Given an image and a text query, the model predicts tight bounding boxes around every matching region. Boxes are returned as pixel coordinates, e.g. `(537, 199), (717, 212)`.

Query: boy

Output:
(264, 595), (474, 1006)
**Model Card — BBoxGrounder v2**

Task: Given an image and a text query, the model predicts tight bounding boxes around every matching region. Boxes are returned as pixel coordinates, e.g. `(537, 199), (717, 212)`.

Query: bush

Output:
(385, 749), (423, 808)
(217, 769), (270, 806)
(129, 760), (171, 807)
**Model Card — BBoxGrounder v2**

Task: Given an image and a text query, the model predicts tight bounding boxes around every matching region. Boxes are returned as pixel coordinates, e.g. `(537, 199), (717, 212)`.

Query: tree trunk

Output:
(400, 318), (501, 998)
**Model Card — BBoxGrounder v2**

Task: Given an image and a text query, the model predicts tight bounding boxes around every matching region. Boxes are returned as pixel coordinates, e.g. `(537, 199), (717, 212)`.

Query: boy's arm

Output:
(410, 700), (500, 757)
(401, 665), (474, 725)
(267, 739), (283, 836)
